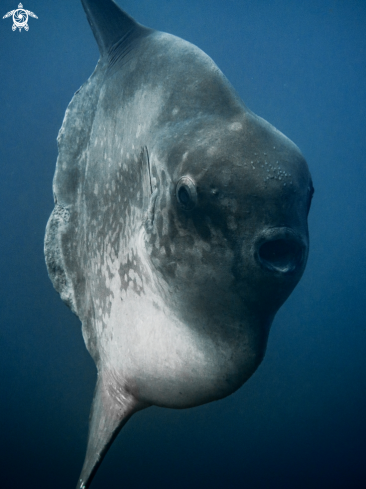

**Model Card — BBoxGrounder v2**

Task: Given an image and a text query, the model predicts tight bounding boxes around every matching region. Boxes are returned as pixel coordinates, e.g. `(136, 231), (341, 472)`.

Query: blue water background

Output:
(0, 0), (365, 487)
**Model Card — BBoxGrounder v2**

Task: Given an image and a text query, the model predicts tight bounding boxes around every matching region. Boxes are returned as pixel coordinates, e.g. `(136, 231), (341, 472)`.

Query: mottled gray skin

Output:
(44, 1), (313, 487)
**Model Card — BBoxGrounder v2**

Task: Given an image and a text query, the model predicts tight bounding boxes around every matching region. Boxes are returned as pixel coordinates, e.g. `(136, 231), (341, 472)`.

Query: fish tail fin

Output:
(81, 0), (151, 57)
(76, 371), (147, 489)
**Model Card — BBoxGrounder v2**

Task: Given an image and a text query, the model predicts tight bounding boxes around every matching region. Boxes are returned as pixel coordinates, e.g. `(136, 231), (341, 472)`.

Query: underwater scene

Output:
(0, 1), (365, 488)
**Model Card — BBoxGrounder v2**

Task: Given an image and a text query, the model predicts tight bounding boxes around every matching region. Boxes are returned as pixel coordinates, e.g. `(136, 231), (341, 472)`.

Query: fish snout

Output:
(254, 227), (307, 274)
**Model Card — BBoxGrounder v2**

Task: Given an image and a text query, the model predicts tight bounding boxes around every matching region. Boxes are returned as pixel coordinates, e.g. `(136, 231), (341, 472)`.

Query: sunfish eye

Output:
(176, 176), (197, 210)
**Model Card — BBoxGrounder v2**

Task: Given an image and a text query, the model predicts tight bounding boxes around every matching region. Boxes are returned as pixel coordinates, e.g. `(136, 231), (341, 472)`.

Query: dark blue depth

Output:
(0, 1), (365, 488)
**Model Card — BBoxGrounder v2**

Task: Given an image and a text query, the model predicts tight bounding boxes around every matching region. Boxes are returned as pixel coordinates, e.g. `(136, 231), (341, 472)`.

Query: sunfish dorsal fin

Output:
(81, 0), (150, 57)
(76, 371), (148, 489)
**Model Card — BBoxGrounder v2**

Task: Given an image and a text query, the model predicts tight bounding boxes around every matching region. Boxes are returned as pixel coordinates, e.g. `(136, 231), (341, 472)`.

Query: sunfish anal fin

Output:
(76, 371), (148, 489)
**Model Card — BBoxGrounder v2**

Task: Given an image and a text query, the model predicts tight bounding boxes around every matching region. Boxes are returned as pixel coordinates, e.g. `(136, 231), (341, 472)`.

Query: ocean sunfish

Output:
(44, 1), (313, 487)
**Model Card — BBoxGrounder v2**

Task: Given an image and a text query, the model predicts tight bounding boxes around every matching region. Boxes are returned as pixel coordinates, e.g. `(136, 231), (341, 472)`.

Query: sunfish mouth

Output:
(255, 227), (307, 274)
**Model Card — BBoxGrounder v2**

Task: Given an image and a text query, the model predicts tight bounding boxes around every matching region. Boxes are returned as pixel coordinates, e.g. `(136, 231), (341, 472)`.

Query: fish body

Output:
(44, 1), (313, 487)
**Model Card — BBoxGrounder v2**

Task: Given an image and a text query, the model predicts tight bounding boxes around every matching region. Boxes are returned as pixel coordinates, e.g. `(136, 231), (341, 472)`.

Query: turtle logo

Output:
(3, 3), (38, 32)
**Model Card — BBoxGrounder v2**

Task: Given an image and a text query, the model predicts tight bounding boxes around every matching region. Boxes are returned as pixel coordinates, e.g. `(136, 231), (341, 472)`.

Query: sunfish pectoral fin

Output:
(141, 146), (153, 200)
(141, 146), (158, 233)
(76, 370), (148, 489)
